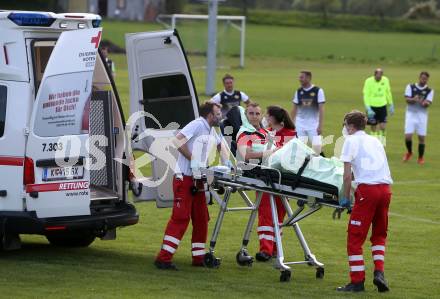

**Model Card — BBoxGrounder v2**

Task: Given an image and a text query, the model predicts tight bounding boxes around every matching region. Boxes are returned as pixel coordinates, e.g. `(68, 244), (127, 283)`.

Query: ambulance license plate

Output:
(43, 166), (84, 181)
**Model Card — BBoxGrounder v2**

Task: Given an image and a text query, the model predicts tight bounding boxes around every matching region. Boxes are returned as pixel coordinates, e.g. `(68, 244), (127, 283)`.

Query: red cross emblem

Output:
(90, 31), (101, 49)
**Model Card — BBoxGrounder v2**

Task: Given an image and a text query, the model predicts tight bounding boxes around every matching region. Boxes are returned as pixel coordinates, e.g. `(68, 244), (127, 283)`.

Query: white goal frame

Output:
(157, 14), (246, 67)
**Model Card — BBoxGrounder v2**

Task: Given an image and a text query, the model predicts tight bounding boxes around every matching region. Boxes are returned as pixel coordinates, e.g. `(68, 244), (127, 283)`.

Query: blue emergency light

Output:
(92, 18), (101, 28)
(8, 12), (55, 27)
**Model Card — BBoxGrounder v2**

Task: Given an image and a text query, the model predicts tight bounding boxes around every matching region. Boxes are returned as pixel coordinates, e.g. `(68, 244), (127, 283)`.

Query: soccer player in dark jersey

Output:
(211, 73), (250, 118)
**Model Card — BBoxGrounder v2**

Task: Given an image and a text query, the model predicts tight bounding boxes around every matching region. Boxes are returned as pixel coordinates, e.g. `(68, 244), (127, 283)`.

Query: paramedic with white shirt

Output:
(337, 110), (392, 293)
(291, 70), (325, 155)
(402, 71), (434, 165)
(211, 73), (250, 118)
(155, 102), (227, 270)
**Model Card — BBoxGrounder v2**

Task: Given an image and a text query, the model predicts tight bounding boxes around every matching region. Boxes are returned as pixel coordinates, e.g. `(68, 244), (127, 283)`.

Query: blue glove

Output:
(339, 197), (351, 209)
(389, 104), (395, 115)
(366, 106), (375, 118)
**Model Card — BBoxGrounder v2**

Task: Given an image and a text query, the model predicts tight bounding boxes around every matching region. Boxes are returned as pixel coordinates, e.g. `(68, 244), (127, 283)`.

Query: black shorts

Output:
(367, 105), (387, 125)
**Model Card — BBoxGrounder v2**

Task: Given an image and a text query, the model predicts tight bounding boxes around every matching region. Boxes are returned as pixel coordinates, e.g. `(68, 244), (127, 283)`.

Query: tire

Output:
(46, 231), (96, 247)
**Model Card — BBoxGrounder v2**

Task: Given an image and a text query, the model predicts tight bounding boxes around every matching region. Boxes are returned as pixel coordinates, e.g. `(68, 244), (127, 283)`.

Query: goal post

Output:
(157, 13), (246, 68)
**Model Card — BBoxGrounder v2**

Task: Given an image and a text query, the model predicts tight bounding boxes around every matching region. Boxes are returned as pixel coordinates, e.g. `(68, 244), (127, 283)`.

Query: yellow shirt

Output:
(363, 76), (393, 107)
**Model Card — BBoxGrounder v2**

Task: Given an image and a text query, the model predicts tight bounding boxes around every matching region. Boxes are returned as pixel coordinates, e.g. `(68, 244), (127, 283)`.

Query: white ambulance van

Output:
(0, 11), (142, 249)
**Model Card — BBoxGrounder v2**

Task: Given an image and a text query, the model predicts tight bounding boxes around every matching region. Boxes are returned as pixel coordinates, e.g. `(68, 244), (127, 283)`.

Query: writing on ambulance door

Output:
(25, 28), (102, 218)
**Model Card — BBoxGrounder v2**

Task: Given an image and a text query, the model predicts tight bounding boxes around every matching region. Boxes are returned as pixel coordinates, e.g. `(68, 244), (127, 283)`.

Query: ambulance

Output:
(0, 10), (201, 250)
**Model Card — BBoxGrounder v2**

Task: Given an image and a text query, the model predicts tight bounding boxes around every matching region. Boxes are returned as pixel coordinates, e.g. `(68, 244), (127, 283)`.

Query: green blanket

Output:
(267, 138), (344, 197)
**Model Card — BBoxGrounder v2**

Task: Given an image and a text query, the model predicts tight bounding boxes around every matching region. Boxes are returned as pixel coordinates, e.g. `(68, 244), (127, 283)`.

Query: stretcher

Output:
(198, 162), (346, 282)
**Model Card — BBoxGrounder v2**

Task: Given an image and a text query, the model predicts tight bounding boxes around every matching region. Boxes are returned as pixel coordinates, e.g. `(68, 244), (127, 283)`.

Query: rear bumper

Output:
(0, 202), (139, 235)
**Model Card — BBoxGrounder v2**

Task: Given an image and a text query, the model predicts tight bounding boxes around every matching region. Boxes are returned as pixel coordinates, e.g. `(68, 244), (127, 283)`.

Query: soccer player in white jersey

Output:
(402, 71), (434, 165)
(291, 70), (326, 156)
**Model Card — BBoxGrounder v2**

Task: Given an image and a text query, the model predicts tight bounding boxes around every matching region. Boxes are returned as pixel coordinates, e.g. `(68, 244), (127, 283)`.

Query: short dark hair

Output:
(300, 70), (312, 78)
(344, 110), (367, 130)
(246, 102), (260, 110)
(420, 71), (430, 78)
(222, 73), (234, 82)
(199, 101), (221, 118)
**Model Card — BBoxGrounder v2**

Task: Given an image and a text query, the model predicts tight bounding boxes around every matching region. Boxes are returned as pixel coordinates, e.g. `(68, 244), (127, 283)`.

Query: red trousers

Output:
(257, 192), (286, 256)
(156, 176), (209, 264)
(347, 184), (391, 283)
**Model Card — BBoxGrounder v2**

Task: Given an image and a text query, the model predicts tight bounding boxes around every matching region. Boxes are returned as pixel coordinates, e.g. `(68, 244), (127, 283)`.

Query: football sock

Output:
(405, 140), (412, 154)
(418, 143), (425, 158)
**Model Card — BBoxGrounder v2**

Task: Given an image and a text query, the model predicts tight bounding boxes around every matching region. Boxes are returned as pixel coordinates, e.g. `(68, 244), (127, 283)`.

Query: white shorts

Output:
(405, 112), (428, 136)
(296, 127), (322, 146)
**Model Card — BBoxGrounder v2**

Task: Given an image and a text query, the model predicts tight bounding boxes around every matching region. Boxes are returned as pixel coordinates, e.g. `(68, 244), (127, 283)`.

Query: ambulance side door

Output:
(125, 29), (199, 208)
(25, 28), (102, 218)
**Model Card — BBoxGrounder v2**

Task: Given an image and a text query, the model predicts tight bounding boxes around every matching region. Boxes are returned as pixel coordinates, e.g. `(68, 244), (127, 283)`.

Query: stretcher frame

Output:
(201, 164), (342, 282)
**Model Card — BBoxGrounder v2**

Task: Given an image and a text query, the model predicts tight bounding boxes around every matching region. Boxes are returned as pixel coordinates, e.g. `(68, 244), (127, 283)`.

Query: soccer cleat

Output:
(373, 271), (390, 292)
(417, 157), (425, 165)
(336, 281), (365, 292)
(154, 260), (178, 271)
(255, 251), (272, 262)
(402, 152), (412, 162)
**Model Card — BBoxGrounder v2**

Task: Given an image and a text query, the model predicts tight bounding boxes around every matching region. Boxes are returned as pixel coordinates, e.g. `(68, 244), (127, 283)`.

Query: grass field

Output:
(1, 21), (440, 298)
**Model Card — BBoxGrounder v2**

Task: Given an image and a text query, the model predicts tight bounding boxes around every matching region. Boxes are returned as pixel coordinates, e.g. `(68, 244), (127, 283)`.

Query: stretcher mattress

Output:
(242, 167), (339, 198)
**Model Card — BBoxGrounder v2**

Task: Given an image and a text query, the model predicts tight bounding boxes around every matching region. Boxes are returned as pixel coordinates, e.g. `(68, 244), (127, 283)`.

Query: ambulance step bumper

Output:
(0, 202), (139, 235)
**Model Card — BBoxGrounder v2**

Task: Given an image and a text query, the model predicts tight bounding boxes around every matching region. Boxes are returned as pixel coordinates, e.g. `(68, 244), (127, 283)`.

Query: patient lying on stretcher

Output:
(222, 105), (347, 200)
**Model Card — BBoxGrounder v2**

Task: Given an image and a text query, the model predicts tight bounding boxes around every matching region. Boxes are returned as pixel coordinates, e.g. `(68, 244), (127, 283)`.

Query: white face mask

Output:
(342, 126), (349, 137)
(261, 116), (268, 128)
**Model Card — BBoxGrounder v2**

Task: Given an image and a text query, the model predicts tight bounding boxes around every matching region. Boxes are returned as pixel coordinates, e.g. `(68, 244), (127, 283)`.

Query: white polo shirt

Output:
(175, 117), (222, 176)
(340, 130), (393, 185)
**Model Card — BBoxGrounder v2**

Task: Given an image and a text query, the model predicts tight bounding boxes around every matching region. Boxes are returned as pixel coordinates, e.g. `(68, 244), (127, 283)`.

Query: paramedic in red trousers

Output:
(155, 102), (226, 270)
(337, 110), (392, 293)
(254, 106), (296, 261)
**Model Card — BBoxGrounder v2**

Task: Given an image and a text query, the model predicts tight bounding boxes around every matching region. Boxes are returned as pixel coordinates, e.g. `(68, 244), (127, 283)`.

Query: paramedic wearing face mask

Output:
(337, 110), (393, 293)
(253, 106), (297, 262)
(290, 70), (326, 156)
(155, 102), (227, 270)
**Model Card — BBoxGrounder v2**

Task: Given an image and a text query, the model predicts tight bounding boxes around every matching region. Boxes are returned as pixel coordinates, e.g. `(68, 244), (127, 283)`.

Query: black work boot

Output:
(373, 270), (390, 292)
(255, 251), (272, 262)
(154, 260), (178, 270)
(336, 281), (365, 292)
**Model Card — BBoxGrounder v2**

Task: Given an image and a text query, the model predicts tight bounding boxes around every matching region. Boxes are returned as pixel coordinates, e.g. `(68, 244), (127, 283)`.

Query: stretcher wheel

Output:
(280, 270), (291, 282)
(316, 267), (325, 279)
(217, 186), (225, 195)
(236, 249), (253, 267)
(204, 252), (221, 268)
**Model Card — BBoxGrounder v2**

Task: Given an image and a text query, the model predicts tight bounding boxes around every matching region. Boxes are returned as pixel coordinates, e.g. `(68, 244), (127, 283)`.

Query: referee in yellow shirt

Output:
(363, 68), (394, 144)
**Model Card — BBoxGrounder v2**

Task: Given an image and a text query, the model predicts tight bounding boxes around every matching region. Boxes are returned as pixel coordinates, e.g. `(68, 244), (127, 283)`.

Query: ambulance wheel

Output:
(236, 249), (253, 267)
(204, 252), (221, 268)
(316, 267), (325, 279)
(46, 231), (96, 247)
(280, 270), (291, 282)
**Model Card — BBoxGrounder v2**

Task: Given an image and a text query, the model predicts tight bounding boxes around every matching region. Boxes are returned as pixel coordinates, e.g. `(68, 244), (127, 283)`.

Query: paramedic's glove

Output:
(191, 160), (204, 178)
(389, 104), (395, 116)
(333, 197), (351, 220)
(366, 106), (375, 118)
(339, 197), (351, 209)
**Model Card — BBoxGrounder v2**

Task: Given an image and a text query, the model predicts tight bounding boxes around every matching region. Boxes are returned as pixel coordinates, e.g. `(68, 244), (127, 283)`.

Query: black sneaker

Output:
(336, 281), (365, 292)
(255, 251), (272, 262)
(154, 260), (178, 270)
(373, 271), (390, 292)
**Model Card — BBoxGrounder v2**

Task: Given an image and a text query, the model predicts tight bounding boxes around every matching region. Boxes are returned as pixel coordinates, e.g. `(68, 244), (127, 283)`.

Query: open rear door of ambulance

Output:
(25, 28), (102, 218)
(126, 29), (199, 208)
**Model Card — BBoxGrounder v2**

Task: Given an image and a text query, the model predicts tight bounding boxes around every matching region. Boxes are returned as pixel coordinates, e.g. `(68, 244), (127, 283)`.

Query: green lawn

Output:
(1, 22), (439, 298)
